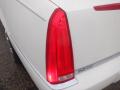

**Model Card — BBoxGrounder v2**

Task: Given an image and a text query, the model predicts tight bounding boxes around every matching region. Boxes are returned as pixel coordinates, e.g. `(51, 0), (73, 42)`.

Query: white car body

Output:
(0, 0), (120, 90)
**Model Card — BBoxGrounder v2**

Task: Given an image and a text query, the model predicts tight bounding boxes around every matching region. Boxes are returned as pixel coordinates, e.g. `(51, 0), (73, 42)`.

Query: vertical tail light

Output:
(46, 8), (75, 84)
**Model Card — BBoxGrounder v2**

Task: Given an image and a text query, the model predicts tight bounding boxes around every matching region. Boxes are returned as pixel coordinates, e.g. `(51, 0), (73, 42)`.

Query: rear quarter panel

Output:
(0, 0), (56, 83)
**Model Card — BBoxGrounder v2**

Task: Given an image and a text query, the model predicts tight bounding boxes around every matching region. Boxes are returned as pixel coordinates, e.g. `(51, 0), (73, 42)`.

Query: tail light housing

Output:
(46, 8), (74, 84)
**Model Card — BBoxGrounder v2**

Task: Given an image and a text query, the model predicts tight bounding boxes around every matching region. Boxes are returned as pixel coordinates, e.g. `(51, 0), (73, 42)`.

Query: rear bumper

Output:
(64, 54), (120, 90)
(10, 33), (120, 90)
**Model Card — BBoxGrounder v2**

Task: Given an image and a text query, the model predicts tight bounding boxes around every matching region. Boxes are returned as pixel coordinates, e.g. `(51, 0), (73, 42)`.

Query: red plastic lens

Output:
(46, 8), (74, 84)
(94, 3), (120, 11)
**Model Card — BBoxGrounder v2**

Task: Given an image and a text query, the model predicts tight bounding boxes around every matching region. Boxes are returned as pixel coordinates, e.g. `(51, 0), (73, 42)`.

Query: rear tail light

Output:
(46, 8), (74, 84)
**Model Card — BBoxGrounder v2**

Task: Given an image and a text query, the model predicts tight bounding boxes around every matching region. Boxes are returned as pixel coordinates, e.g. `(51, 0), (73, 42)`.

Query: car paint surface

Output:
(0, 0), (120, 90)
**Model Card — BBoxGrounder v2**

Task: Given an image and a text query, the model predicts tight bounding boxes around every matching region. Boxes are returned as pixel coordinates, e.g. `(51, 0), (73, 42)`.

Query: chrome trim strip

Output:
(76, 52), (120, 74)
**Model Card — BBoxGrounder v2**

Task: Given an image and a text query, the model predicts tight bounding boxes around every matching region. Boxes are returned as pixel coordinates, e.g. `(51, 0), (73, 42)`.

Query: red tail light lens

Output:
(46, 8), (74, 84)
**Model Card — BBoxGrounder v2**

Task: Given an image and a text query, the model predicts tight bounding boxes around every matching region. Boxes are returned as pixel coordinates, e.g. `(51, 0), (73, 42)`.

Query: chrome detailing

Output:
(76, 52), (120, 74)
